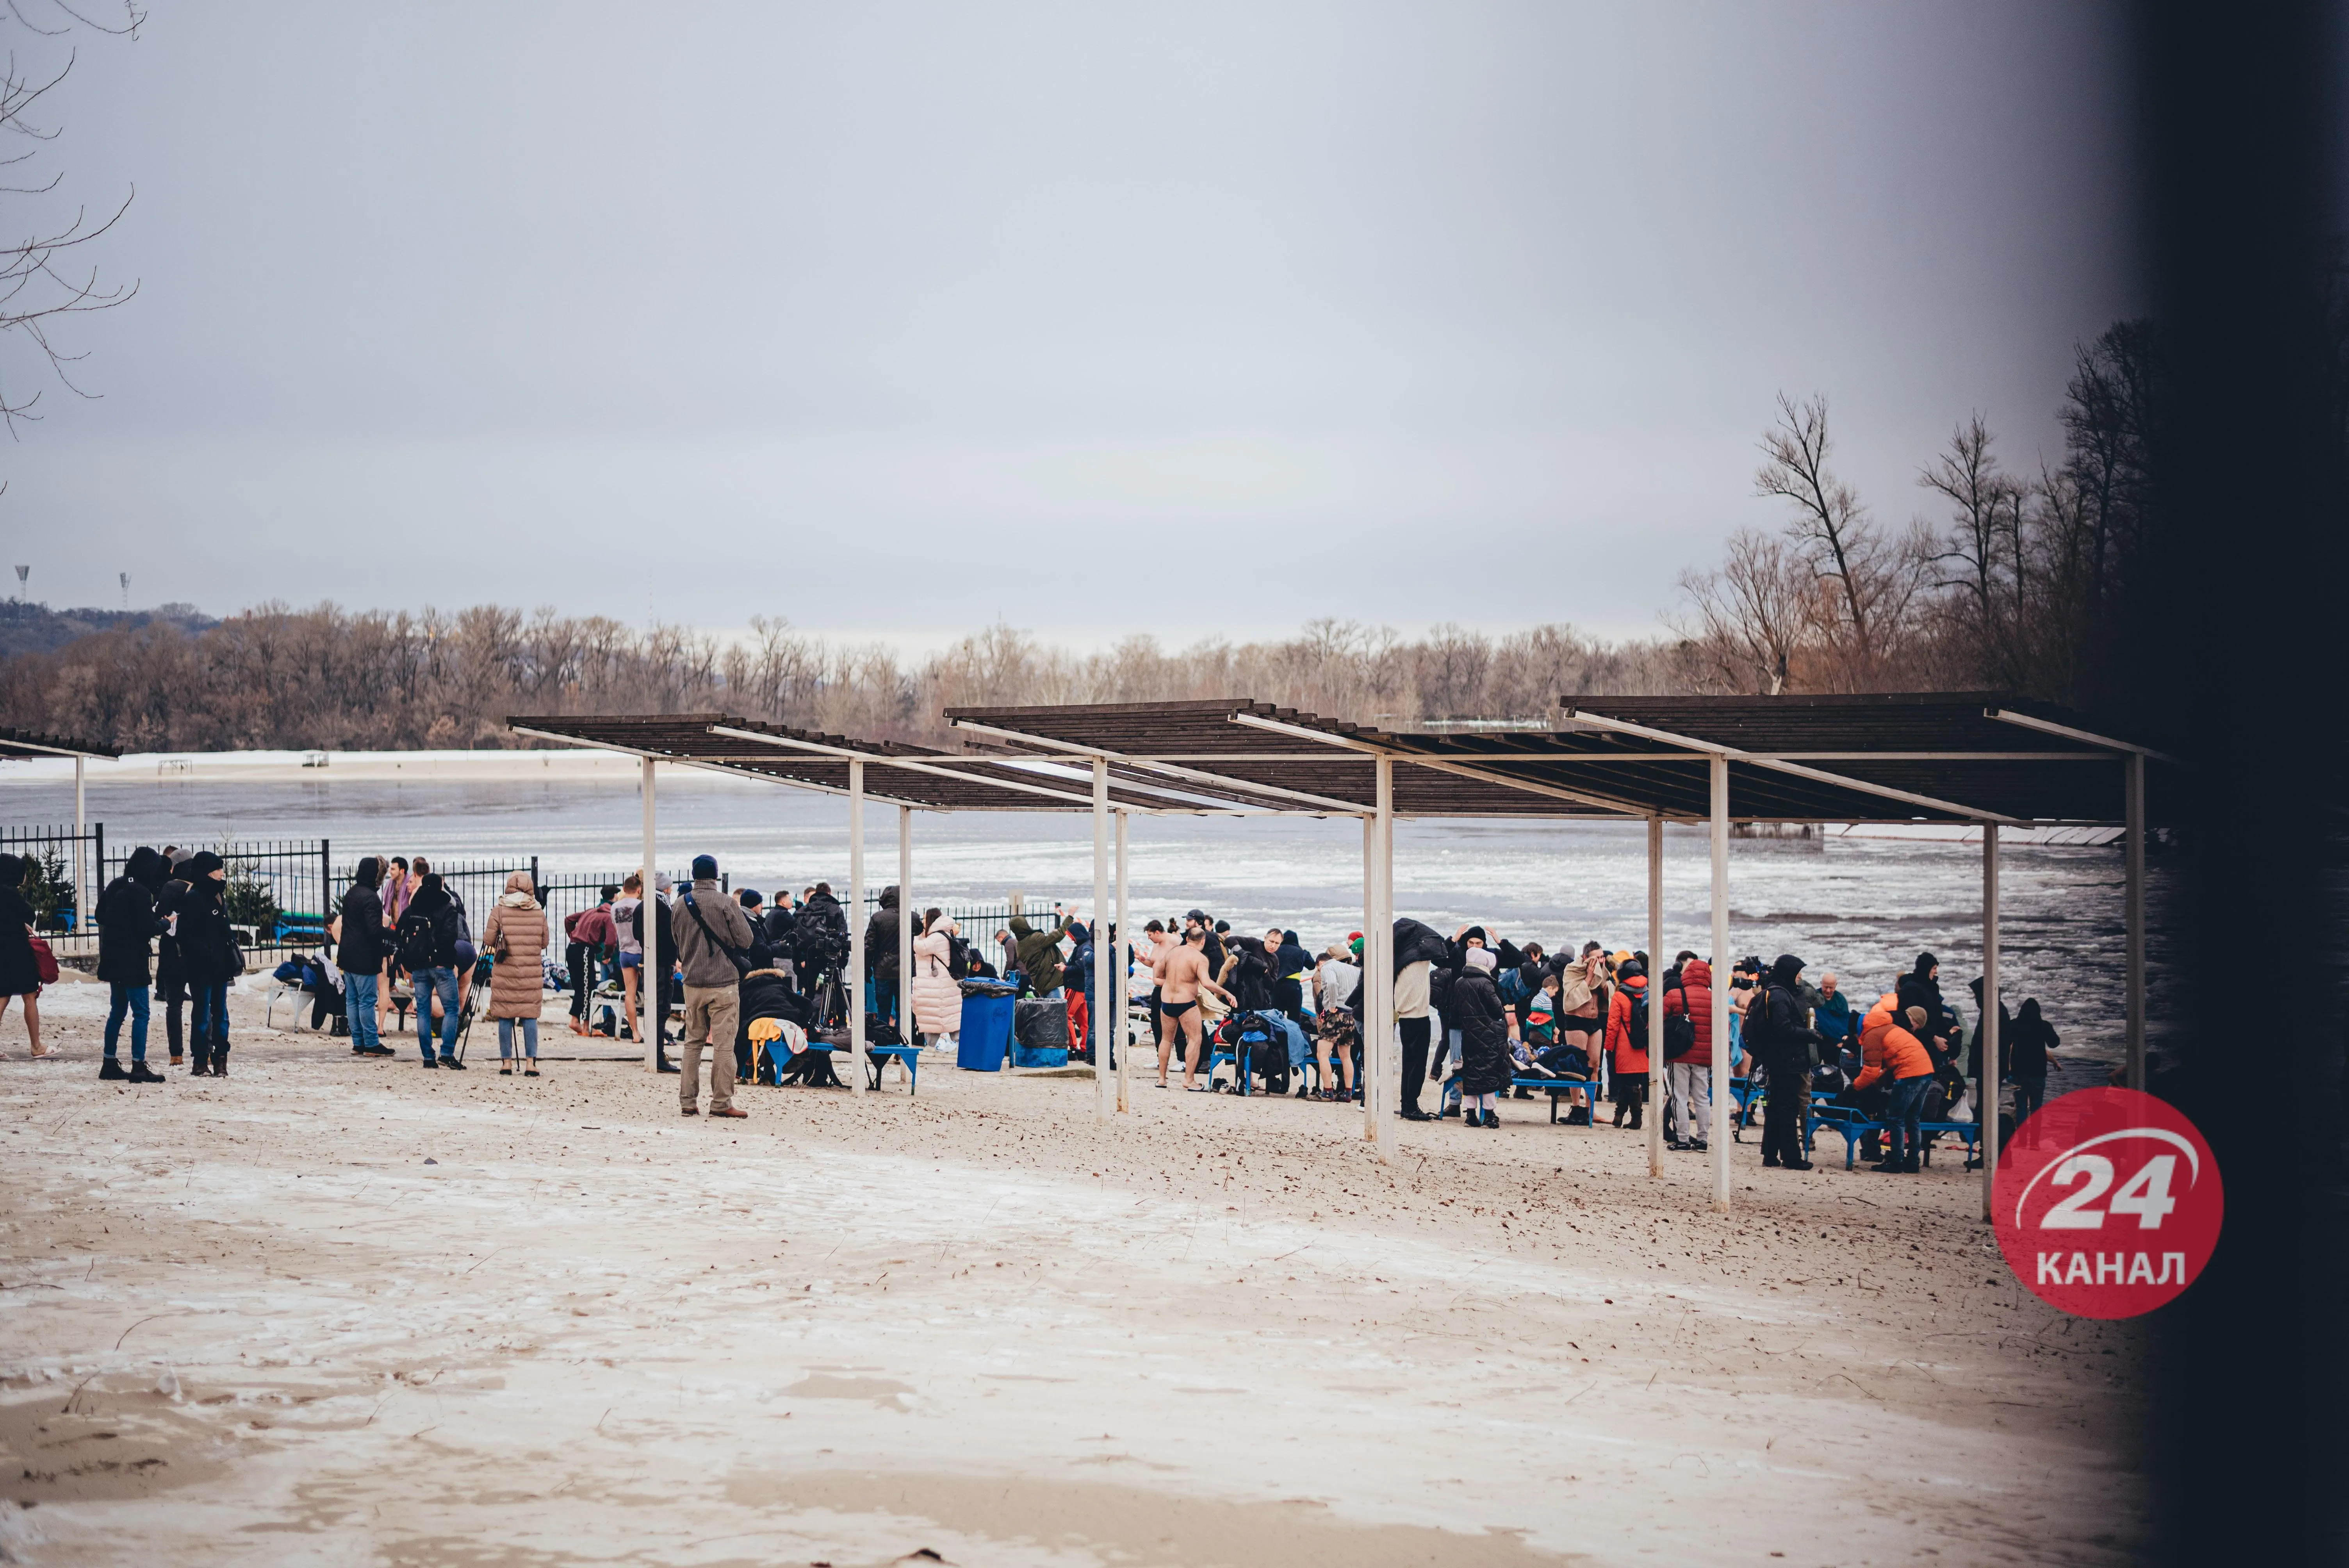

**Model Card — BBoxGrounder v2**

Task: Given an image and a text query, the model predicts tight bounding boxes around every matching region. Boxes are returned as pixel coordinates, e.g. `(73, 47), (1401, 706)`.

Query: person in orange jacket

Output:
(1874, 1005), (1939, 1172)
(1851, 991), (1901, 1092)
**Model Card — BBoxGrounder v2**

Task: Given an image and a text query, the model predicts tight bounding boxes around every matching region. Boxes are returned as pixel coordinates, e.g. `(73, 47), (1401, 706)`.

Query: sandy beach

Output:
(0, 968), (2149, 1566)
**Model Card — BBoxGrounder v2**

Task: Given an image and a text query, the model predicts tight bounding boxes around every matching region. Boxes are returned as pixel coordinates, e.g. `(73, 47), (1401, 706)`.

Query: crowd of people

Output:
(0, 848), (2065, 1169)
(950, 907), (2062, 1174)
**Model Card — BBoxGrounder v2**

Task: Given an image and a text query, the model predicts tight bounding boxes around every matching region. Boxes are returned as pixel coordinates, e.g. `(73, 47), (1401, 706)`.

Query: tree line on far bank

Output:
(4, 308), (2281, 750)
(0, 606), (1689, 751)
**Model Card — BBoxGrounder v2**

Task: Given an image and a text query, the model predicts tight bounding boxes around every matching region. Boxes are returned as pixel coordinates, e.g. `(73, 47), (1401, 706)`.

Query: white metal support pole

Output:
(2124, 752), (2145, 1093)
(1361, 812), (1376, 1143)
(1982, 823), (2001, 1222)
(73, 754), (87, 933)
(848, 760), (866, 1098)
(1648, 816), (1665, 1178)
(640, 757), (657, 1073)
(1115, 808), (1132, 1114)
(1709, 756), (1731, 1212)
(1375, 756), (1396, 1164)
(898, 805), (913, 1070)
(1093, 757), (1113, 1122)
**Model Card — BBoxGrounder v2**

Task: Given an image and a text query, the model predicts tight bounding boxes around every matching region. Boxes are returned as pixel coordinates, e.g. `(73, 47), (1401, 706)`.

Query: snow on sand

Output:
(0, 976), (2148, 1566)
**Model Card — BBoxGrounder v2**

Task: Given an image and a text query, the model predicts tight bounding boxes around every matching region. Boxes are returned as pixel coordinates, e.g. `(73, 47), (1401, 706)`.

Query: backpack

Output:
(397, 913), (437, 973)
(1663, 987), (1697, 1060)
(793, 900), (850, 976)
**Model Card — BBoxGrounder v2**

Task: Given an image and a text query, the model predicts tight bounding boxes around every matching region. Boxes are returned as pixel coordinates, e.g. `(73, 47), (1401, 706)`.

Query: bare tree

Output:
(0, 2), (143, 438)
(1753, 392), (1932, 688)
(1755, 394), (1878, 657)
(1919, 414), (2026, 686)
(1670, 529), (1816, 694)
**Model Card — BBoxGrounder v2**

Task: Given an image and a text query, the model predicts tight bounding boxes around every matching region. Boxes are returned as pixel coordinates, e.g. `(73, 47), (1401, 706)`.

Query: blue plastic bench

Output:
(759, 1036), (921, 1094)
(1511, 1074), (1601, 1124)
(1807, 1102), (1978, 1169)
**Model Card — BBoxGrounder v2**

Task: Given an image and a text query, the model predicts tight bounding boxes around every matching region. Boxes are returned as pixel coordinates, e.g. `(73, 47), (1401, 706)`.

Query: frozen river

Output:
(2, 763), (2177, 1081)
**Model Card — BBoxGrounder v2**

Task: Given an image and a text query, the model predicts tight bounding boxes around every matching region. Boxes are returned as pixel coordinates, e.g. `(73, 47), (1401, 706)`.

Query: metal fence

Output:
(859, 896), (1095, 941)
(0, 824), (99, 931)
(9, 817), (1069, 955)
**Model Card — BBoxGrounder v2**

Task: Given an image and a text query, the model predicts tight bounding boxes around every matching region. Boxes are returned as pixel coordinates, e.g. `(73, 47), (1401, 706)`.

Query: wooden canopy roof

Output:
(944, 694), (2176, 825)
(506, 713), (1244, 814)
(0, 725), (121, 762)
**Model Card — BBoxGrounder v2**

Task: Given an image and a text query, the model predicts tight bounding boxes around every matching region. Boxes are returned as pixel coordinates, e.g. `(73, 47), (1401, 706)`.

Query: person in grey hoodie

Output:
(672, 853), (756, 1118)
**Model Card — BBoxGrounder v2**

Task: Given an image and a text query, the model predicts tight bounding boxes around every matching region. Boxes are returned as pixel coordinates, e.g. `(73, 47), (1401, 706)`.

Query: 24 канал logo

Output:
(1992, 1087), (2223, 1319)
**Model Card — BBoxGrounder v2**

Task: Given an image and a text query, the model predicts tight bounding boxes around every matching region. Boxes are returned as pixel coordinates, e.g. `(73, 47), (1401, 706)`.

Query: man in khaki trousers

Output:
(672, 853), (756, 1119)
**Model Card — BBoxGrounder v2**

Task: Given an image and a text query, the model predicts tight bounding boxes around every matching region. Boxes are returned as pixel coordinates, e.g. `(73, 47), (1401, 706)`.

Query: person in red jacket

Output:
(1605, 960), (1650, 1129)
(1661, 957), (1715, 1152)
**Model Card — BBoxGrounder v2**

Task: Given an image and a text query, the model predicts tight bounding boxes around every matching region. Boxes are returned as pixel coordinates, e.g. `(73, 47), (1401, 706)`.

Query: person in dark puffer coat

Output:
(153, 851), (193, 1065)
(95, 846), (172, 1081)
(1451, 947), (1515, 1128)
(177, 852), (241, 1077)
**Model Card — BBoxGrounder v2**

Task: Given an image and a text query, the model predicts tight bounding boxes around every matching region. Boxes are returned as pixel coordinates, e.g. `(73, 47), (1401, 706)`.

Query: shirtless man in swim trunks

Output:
(1155, 926), (1234, 1090)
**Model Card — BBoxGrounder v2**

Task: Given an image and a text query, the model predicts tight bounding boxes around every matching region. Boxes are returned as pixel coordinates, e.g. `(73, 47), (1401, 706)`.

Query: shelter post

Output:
(2125, 751), (2145, 1092)
(1375, 755), (1396, 1164)
(849, 760), (866, 1097)
(1361, 812), (1376, 1142)
(899, 805), (913, 1067)
(1981, 823), (2000, 1221)
(640, 756), (657, 1073)
(73, 754), (86, 932)
(1115, 808), (1131, 1114)
(1647, 816), (1665, 1178)
(1709, 755), (1730, 1212)
(1093, 758), (1112, 1122)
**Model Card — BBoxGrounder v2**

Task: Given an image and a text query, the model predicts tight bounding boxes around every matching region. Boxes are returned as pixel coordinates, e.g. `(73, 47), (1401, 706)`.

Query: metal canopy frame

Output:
(945, 694), (2176, 1213)
(506, 713), (1193, 1106)
(0, 726), (122, 931)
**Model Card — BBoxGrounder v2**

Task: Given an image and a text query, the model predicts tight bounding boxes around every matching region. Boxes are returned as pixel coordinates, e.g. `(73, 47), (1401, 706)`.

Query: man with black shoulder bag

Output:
(673, 853), (756, 1119)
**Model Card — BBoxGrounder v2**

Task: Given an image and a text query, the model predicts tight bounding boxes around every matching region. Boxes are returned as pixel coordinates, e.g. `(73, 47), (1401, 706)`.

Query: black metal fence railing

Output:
(93, 837), (341, 949)
(859, 897), (1092, 938)
(0, 823), (99, 931)
(11, 818), (1065, 957)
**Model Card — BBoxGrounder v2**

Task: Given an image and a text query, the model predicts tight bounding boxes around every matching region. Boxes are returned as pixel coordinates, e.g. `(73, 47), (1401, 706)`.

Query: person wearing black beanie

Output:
(178, 852), (239, 1077)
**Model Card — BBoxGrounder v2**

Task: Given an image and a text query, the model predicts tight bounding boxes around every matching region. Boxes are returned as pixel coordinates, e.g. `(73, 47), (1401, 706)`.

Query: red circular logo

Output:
(1993, 1087), (2223, 1319)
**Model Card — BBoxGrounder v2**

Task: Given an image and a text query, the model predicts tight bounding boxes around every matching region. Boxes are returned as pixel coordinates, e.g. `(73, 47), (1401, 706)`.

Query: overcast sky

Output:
(4, 1), (2135, 647)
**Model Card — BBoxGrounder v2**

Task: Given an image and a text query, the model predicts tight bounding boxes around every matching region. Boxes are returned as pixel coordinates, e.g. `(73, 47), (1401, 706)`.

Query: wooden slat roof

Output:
(0, 725), (122, 761)
(505, 713), (1235, 813)
(944, 695), (2176, 825)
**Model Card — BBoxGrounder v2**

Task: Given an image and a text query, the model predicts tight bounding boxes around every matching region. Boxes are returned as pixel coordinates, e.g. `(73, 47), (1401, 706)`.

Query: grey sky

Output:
(7, 1), (2134, 646)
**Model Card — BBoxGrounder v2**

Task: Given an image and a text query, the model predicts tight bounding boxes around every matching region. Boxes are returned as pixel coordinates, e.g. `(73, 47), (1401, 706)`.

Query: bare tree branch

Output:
(0, 4), (141, 435)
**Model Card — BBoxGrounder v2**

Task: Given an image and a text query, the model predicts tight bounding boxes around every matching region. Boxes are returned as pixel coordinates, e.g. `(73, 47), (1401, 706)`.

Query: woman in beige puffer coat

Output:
(481, 871), (549, 1076)
(909, 909), (962, 1045)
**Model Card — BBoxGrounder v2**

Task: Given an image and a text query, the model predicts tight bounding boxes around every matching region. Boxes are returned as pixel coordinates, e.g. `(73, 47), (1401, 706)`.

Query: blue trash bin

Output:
(957, 994), (1018, 1072)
